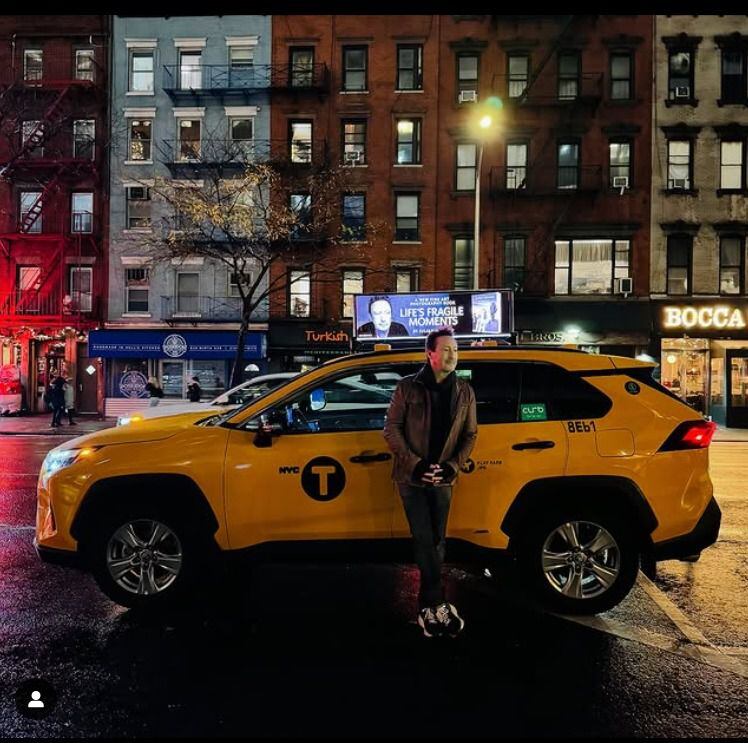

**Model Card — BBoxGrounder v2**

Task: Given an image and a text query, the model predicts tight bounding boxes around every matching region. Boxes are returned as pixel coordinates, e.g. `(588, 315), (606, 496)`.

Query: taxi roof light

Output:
(373, 343), (392, 351)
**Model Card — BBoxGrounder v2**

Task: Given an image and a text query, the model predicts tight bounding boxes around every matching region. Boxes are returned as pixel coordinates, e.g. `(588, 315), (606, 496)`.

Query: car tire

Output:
(512, 502), (640, 615)
(85, 500), (218, 611)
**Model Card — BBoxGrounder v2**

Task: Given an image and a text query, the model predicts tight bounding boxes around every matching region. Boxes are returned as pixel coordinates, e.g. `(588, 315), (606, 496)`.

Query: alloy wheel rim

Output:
(541, 520), (620, 600)
(106, 519), (183, 595)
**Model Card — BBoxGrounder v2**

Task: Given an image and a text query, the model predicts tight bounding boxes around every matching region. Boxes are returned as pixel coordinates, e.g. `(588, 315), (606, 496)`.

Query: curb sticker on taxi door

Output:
(301, 456), (346, 501)
(520, 403), (547, 422)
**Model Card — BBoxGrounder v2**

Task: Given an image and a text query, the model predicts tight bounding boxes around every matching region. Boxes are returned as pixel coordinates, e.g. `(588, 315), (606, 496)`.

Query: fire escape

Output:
(0, 52), (102, 329)
(489, 15), (602, 296)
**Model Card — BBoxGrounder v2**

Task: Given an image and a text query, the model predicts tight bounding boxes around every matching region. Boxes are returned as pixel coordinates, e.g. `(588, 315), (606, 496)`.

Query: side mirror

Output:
(309, 388), (326, 412)
(253, 414), (282, 447)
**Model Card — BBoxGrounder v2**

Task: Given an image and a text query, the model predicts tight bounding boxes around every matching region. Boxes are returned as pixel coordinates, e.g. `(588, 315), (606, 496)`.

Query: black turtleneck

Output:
(421, 363), (456, 464)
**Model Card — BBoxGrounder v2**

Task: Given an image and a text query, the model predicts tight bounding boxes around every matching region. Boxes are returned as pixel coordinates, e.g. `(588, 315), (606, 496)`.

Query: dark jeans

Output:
(51, 404), (64, 427)
(398, 483), (453, 609)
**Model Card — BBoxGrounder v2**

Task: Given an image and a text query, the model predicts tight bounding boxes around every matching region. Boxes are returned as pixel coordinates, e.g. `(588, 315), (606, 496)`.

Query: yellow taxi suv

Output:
(35, 346), (721, 615)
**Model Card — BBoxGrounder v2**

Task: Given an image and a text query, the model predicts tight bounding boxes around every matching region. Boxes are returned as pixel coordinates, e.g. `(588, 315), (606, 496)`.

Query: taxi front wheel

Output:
(86, 505), (218, 611)
(513, 504), (640, 615)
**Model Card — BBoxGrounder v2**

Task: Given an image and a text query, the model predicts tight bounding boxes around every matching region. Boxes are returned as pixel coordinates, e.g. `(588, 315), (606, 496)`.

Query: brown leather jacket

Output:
(383, 365), (477, 486)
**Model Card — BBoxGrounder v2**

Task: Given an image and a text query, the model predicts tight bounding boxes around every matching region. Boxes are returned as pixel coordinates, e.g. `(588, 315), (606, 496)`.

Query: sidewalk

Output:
(713, 425), (748, 442)
(0, 414), (116, 436)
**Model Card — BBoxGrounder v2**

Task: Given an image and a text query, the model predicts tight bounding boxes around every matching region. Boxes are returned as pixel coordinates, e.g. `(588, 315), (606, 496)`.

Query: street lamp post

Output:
(472, 107), (500, 291)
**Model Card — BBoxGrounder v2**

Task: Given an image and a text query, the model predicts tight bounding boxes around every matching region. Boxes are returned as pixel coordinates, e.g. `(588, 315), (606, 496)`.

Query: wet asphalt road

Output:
(0, 436), (746, 738)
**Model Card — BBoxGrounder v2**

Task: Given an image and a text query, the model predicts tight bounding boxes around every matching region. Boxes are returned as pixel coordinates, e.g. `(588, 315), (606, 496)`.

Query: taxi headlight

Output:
(41, 447), (100, 482)
(117, 414), (142, 426)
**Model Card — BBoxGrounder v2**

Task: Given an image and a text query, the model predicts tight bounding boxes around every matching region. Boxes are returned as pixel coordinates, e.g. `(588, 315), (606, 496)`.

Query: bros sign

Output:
(663, 305), (747, 331)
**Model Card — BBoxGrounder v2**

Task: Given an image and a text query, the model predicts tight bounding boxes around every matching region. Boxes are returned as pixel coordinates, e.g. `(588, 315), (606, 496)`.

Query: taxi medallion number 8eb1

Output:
(301, 456), (346, 501)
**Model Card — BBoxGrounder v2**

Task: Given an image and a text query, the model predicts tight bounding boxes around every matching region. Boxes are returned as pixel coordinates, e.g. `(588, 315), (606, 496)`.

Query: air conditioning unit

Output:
(458, 89), (478, 103)
(671, 178), (689, 189)
(344, 150), (361, 164)
(674, 86), (691, 98)
(612, 176), (629, 189)
(615, 277), (634, 295)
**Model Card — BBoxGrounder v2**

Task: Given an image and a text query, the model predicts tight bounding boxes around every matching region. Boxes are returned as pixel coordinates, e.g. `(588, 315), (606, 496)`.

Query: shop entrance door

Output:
(160, 360), (186, 398)
(76, 345), (98, 413)
(726, 350), (748, 428)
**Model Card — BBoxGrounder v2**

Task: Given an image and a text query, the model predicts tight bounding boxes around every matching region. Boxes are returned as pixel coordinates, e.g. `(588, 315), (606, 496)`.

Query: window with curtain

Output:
(720, 140), (744, 190)
(610, 52), (632, 99)
(456, 143), (477, 191)
(720, 236), (744, 295)
(554, 239), (630, 295)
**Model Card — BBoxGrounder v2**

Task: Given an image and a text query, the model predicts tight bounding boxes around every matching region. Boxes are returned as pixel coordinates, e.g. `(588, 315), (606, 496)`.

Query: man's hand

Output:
(421, 463), (444, 485)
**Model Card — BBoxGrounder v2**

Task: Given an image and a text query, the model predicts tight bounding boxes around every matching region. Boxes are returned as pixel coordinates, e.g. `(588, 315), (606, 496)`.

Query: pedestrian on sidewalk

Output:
(64, 377), (76, 426)
(187, 376), (202, 402)
(383, 326), (478, 639)
(145, 376), (164, 407)
(48, 376), (66, 428)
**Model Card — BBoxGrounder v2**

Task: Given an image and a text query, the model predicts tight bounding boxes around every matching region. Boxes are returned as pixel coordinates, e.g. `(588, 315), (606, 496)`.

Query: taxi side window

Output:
(458, 362), (520, 424)
(520, 363), (611, 420)
(250, 364), (419, 434)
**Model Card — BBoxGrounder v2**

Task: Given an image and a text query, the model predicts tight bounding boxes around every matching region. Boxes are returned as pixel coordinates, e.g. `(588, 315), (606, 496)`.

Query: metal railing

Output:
(162, 63), (329, 93)
(0, 290), (97, 317)
(158, 138), (328, 167)
(490, 165), (602, 195)
(161, 295), (243, 321)
(491, 72), (603, 104)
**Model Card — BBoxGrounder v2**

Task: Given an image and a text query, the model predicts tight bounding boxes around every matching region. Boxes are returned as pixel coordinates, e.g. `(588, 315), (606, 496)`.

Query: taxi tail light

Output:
(658, 420), (718, 451)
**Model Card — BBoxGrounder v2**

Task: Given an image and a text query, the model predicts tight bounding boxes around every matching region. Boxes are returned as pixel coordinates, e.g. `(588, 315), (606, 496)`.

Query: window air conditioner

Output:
(671, 177), (689, 189)
(344, 150), (361, 164)
(458, 89), (478, 103)
(674, 86), (691, 98)
(615, 277), (633, 295)
(612, 176), (629, 189)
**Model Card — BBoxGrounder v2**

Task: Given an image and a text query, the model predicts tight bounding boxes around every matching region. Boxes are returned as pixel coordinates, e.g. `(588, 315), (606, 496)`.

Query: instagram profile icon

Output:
(15, 678), (57, 720)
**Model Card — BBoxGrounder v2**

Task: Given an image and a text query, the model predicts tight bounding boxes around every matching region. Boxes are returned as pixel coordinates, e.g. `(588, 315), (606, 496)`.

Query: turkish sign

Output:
(89, 330), (266, 359)
(353, 290), (514, 341)
(662, 305), (747, 331)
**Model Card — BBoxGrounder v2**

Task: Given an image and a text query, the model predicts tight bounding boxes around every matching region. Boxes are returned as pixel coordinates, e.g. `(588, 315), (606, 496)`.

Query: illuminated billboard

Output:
(353, 290), (514, 341)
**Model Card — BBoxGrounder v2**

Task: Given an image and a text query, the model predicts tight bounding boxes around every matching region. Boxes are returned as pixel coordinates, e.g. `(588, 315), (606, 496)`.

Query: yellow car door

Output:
(224, 366), (415, 549)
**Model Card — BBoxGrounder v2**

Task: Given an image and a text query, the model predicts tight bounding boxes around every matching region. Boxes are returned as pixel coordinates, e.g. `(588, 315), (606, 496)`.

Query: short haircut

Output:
(426, 326), (455, 352)
(368, 295), (391, 314)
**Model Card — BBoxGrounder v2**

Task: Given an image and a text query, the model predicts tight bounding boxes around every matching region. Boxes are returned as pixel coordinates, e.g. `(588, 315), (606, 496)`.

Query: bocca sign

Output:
(663, 305), (747, 330)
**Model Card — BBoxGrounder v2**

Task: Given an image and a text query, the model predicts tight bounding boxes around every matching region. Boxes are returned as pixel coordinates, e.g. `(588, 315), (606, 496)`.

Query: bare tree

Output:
(127, 156), (387, 387)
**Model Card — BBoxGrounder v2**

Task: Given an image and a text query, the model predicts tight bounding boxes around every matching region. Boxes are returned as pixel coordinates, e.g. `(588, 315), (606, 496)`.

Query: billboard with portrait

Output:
(353, 290), (514, 341)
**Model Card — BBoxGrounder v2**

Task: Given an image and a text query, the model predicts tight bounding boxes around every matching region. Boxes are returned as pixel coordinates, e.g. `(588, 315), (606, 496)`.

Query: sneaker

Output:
(435, 602), (465, 637)
(417, 607), (444, 638)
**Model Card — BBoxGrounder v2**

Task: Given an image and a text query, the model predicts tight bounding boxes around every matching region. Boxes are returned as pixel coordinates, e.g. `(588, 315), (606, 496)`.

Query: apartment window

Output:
(290, 193), (312, 237)
(456, 143), (477, 191)
(24, 49), (43, 82)
(71, 193), (93, 233)
(342, 269), (364, 318)
(176, 272), (199, 314)
(73, 119), (95, 160)
(75, 49), (95, 82)
(129, 50), (154, 93)
(508, 54), (529, 98)
(453, 237), (474, 289)
(289, 120), (312, 163)
(228, 46), (254, 87)
(610, 52), (632, 100)
(721, 49), (746, 104)
(16, 266), (41, 312)
(20, 191), (42, 233)
(554, 239), (631, 295)
(177, 119), (201, 160)
(22, 121), (43, 158)
(558, 52), (580, 100)
(289, 269), (311, 317)
(125, 268), (150, 313)
(397, 44), (423, 90)
(128, 119), (152, 161)
(668, 50), (693, 100)
(343, 46), (367, 91)
(69, 267), (93, 312)
(229, 117), (254, 160)
(342, 119), (366, 165)
(457, 53), (479, 99)
(395, 267), (419, 292)
(720, 236), (744, 295)
(179, 50), (202, 90)
(290, 47), (314, 87)
(395, 193), (419, 241)
(506, 142), (528, 190)
(609, 140), (631, 187)
(720, 140), (744, 190)
(126, 187), (151, 229)
(557, 142), (579, 189)
(229, 271), (252, 298)
(504, 236), (526, 291)
(342, 193), (366, 241)
(667, 139), (692, 190)
(666, 235), (692, 295)
(396, 119), (421, 164)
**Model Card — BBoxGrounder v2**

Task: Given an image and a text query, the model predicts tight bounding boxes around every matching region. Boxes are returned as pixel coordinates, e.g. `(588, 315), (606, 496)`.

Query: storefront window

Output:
(188, 361), (226, 400)
(731, 356), (748, 409)
(661, 338), (709, 414)
(161, 360), (185, 398)
(108, 359), (149, 399)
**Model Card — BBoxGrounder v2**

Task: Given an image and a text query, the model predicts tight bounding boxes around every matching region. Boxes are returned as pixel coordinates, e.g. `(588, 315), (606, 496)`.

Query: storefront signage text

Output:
(663, 305), (746, 331)
(304, 329), (350, 344)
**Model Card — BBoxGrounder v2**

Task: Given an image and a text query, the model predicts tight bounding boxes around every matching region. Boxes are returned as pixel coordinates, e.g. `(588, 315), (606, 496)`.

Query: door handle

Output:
(512, 440), (556, 451)
(350, 451), (392, 463)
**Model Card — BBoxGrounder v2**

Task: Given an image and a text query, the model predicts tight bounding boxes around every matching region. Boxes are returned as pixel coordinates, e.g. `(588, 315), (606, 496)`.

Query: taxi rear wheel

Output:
(86, 503), (217, 611)
(513, 503), (640, 615)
